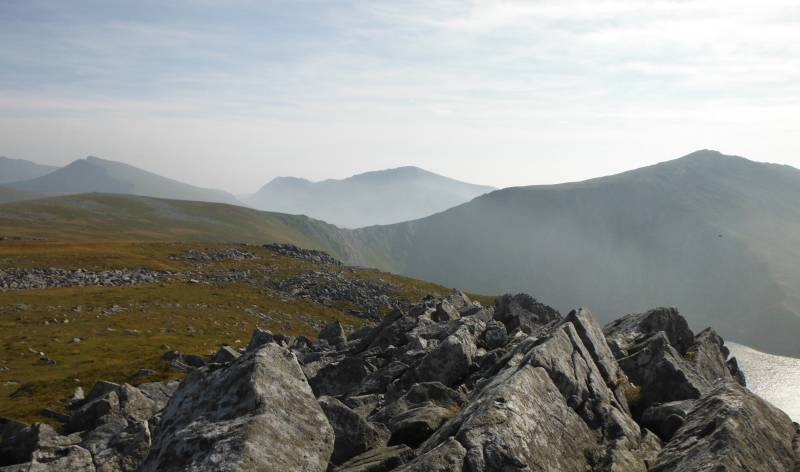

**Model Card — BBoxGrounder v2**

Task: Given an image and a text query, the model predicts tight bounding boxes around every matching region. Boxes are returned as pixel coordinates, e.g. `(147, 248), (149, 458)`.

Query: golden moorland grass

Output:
(0, 240), (495, 425)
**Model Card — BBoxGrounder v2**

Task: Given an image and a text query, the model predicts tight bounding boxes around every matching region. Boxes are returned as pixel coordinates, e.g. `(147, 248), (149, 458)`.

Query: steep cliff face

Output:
(1, 290), (796, 472)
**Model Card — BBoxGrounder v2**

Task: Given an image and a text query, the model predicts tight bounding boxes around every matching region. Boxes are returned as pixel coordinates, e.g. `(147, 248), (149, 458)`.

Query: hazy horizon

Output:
(2, 1), (799, 194)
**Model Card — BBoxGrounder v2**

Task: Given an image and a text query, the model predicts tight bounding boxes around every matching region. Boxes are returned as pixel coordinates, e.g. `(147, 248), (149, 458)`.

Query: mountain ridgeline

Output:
(0, 156), (59, 185)
(242, 166), (497, 228)
(5, 156), (243, 206)
(341, 151), (800, 357)
(1, 150), (799, 358)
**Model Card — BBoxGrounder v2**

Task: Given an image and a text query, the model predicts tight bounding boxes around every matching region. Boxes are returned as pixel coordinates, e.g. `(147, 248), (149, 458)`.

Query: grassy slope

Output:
(0, 240), (494, 426)
(0, 193), (353, 257)
(0, 186), (51, 205)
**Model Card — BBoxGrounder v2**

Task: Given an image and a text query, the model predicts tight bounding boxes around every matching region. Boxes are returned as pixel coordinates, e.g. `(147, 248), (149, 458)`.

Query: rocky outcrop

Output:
(0, 289), (787, 471)
(603, 307), (744, 420)
(139, 344), (333, 472)
(651, 380), (798, 471)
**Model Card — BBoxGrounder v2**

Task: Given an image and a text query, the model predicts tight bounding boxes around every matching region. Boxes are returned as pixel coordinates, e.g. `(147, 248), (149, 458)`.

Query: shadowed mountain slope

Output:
(243, 166), (496, 228)
(0, 156), (59, 184)
(5, 156), (243, 206)
(346, 151), (800, 357)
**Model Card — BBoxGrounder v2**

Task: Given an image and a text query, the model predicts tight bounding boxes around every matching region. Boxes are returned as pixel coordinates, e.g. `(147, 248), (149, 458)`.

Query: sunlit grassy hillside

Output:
(0, 240), (494, 425)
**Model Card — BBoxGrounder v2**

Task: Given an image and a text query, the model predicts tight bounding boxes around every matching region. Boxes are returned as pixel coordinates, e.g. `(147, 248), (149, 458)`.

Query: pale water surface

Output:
(727, 341), (800, 423)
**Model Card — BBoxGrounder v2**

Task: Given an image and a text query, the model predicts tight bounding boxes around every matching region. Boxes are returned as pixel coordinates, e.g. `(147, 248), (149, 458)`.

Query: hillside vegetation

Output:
(0, 240), (492, 425)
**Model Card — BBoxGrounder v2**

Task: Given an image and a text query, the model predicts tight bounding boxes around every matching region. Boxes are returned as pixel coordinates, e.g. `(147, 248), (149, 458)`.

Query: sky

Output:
(1, 0), (799, 194)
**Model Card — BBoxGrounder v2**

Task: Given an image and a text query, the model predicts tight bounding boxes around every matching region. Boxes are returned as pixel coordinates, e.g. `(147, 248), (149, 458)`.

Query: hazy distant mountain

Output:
(242, 166), (497, 228)
(342, 151), (800, 357)
(0, 156), (59, 184)
(6, 156), (243, 206)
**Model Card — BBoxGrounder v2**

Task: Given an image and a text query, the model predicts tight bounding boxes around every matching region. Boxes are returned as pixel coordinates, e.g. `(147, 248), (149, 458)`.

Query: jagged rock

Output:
(0, 424), (58, 467)
(431, 301), (459, 323)
(690, 327), (742, 386)
(27, 445), (95, 471)
(136, 380), (180, 410)
(640, 400), (696, 441)
(318, 396), (389, 465)
(564, 309), (623, 388)
(598, 429), (661, 472)
(68, 387), (85, 409)
(386, 404), (452, 448)
(319, 321), (347, 346)
(603, 307), (695, 356)
(420, 359), (601, 471)
(167, 360), (194, 373)
(349, 326), (375, 342)
(368, 315), (419, 352)
(609, 313), (742, 419)
(395, 438), (466, 472)
(481, 320), (507, 350)
(80, 418), (151, 472)
(159, 351), (207, 369)
(132, 369), (156, 378)
(309, 357), (376, 398)
(520, 321), (640, 439)
(493, 293), (561, 334)
(65, 384), (159, 434)
(414, 326), (476, 388)
(373, 382), (466, 427)
(348, 361), (409, 398)
(74, 382), (119, 410)
(727, 356), (746, 386)
(651, 380), (798, 472)
(0, 418), (28, 443)
(139, 344), (333, 472)
(345, 395), (384, 418)
(211, 346), (241, 364)
(332, 445), (415, 472)
(246, 328), (276, 351)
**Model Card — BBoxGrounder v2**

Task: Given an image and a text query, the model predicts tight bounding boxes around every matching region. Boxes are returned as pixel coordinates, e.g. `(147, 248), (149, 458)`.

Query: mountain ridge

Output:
(5, 156), (244, 207)
(340, 150), (800, 357)
(243, 165), (497, 228)
(0, 156), (59, 184)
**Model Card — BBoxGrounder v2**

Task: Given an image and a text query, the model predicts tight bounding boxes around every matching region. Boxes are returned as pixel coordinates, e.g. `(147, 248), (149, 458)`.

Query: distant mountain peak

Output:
(0, 156), (60, 185)
(5, 155), (244, 207)
(244, 166), (497, 228)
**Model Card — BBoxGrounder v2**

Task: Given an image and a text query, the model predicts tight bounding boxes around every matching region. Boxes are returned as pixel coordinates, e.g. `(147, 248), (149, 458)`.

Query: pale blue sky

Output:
(1, 0), (799, 192)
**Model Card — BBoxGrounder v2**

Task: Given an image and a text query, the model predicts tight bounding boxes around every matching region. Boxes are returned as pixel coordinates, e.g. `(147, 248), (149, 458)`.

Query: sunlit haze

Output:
(2, 0), (799, 193)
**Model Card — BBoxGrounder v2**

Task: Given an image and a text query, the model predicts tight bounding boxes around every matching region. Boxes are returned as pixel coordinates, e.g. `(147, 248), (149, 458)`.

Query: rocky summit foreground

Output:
(1, 292), (798, 471)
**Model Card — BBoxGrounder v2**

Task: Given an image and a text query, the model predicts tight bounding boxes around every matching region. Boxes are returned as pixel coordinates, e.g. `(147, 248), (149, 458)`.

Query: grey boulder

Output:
(139, 343), (334, 472)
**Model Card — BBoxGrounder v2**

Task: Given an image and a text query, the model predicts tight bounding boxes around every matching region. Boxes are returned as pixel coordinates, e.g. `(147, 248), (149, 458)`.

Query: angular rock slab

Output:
(29, 446), (96, 472)
(332, 445), (415, 472)
(422, 362), (600, 472)
(395, 438), (466, 472)
(319, 396), (389, 465)
(651, 380), (798, 472)
(139, 343), (334, 472)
